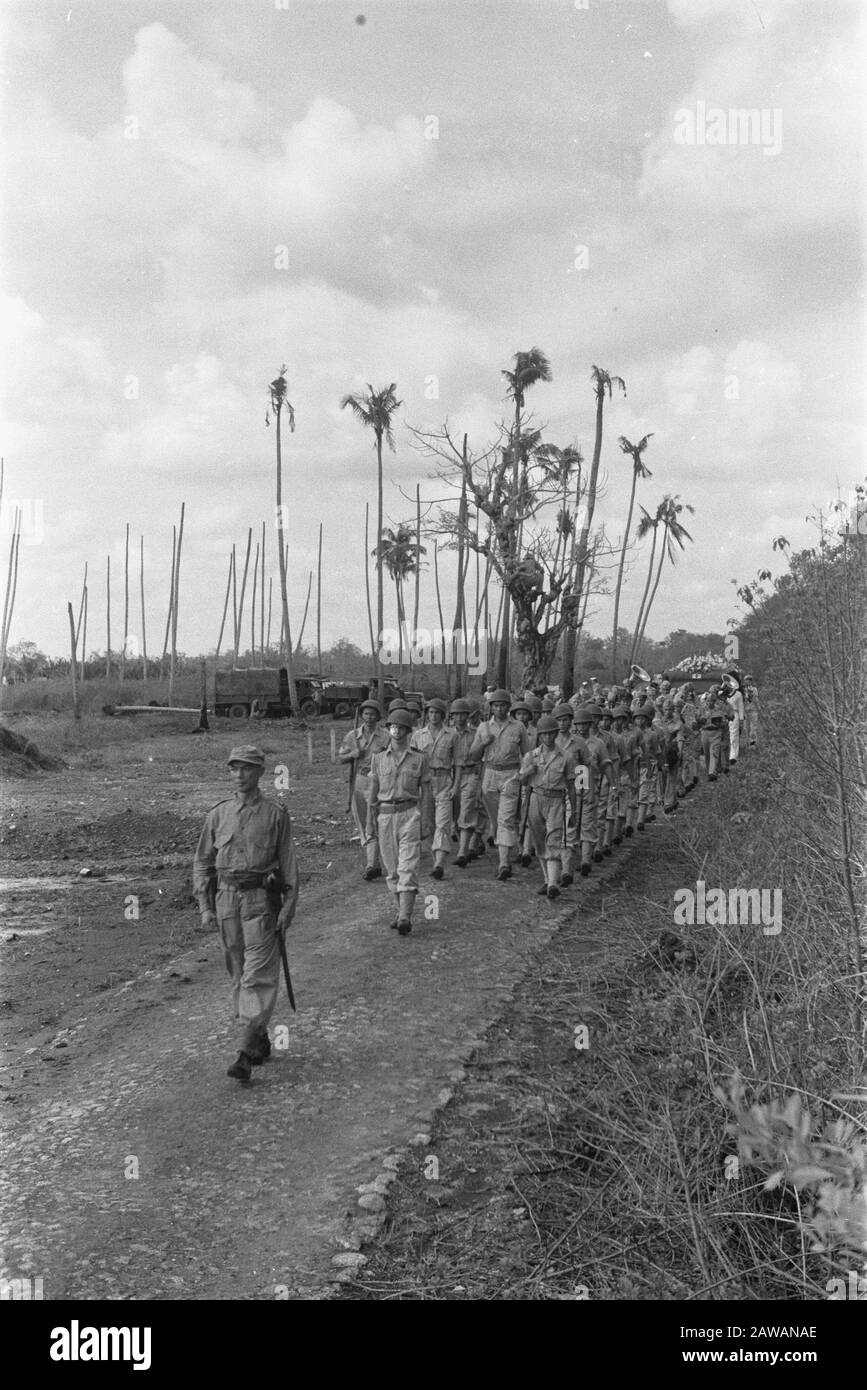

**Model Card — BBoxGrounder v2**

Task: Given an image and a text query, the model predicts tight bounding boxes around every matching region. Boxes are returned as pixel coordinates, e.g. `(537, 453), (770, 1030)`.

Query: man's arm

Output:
(366, 755), (381, 837)
(275, 809), (299, 929)
(193, 812), (218, 924)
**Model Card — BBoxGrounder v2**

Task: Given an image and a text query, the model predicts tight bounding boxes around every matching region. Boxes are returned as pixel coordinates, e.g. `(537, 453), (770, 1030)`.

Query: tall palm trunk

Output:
(611, 472), (639, 682)
(375, 429), (385, 710)
(139, 539), (147, 679)
(629, 526), (660, 667)
(275, 404), (300, 713)
(634, 524), (669, 663)
(564, 386), (606, 697)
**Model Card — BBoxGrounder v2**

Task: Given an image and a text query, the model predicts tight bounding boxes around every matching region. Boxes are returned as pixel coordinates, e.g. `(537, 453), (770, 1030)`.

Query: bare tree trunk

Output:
(295, 569), (313, 653)
(634, 526), (668, 664)
(81, 584), (88, 684)
(375, 432), (385, 711)
(266, 577), (273, 657)
(160, 528), (176, 682)
(235, 527), (252, 666)
(250, 541), (259, 661)
(139, 538), (147, 679)
(433, 539), (446, 667)
(629, 526), (660, 667)
(67, 601), (80, 720)
(231, 542), (238, 664)
(121, 521), (129, 682)
(105, 554), (111, 680)
(316, 520), (323, 675)
(275, 405), (300, 713)
(75, 562), (88, 682)
(216, 550), (233, 663)
(364, 502), (376, 678)
(168, 502), (185, 704)
(0, 507), (21, 701)
(260, 521), (266, 665)
(410, 483), (421, 679)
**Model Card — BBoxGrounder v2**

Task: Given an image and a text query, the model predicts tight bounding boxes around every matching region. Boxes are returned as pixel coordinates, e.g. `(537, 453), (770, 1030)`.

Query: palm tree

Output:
(629, 503), (663, 668)
(266, 367), (300, 715)
(610, 433), (653, 681)
(341, 383), (402, 710)
(378, 523), (426, 679)
(562, 365), (626, 698)
(632, 494), (695, 664)
(497, 348), (552, 687)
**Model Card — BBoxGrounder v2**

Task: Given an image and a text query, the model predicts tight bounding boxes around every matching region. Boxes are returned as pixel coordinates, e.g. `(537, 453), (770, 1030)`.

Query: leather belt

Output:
(218, 871), (272, 890)
(378, 799), (417, 812)
(488, 762), (519, 771)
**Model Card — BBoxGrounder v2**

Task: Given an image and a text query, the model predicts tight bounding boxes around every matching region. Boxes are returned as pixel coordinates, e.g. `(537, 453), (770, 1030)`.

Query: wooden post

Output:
(307, 730), (313, 764)
(235, 527), (252, 666)
(266, 576), (272, 656)
(216, 549), (233, 663)
(168, 502), (185, 705)
(75, 562), (88, 682)
(260, 520), (266, 665)
(250, 541), (259, 662)
(67, 601), (80, 721)
(81, 583), (88, 684)
(316, 521), (323, 675)
(160, 526), (176, 682)
(139, 535), (147, 679)
(105, 554), (111, 680)
(121, 521), (129, 682)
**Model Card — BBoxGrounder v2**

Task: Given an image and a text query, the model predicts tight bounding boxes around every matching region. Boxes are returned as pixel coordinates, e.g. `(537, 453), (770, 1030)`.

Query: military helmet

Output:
(635, 701), (656, 721)
(489, 688), (512, 705)
(359, 699), (381, 717)
(536, 714), (559, 733)
(573, 704), (595, 724)
(387, 698), (409, 713)
(449, 697), (471, 714)
(387, 709), (414, 730)
(510, 699), (532, 716)
(426, 698), (447, 715)
(227, 745), (265, 768)
(523, 692), (542, 712)
(552, 702), (574, 721)
(611, 703), (630, 719)
(541, 697), (555, 712)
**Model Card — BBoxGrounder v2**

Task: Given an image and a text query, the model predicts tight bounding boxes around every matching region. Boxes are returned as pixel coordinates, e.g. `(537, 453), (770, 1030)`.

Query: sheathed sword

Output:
(276, 925), (296, 1012)
(267, 871), (297, 1011)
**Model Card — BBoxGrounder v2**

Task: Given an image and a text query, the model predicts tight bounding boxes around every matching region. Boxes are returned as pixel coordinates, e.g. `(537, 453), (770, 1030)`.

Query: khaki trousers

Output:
(482, 767), (521, 848)
(377, 806), (422, 893)
(216, 883), (280, 1052)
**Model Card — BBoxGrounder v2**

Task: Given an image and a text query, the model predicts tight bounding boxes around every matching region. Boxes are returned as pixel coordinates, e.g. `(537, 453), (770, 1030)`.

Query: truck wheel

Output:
(334, 701), (352, 718)
(300, 698), (318, 717)
(228, 704), (248, 720)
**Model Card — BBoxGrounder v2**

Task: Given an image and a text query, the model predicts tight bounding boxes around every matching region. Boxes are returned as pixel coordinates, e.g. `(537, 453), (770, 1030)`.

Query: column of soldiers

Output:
(196, 670), (759, 1079)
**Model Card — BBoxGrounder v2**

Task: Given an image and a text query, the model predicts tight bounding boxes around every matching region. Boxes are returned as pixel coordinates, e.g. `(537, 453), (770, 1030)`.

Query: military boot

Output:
(227, 1052), (252, 1082)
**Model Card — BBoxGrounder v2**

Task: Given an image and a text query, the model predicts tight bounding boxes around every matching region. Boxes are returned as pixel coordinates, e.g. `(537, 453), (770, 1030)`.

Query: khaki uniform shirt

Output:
(193, 790), (298, 916)
(470, 717), (528, 769)
(412, 724), (458, 770)
(520, 743), (575, 792)
(339, 723), (390, 775)
(368, 743), (431, 807)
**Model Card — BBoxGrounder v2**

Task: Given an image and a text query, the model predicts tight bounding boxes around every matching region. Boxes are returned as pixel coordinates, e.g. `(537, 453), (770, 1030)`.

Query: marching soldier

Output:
(726, 675), (745, 764)
(194, 746), (299, 1083)
(338, 699), (390, 879)
(553, 702), (589, 885)
(632, 701), (658, 831)
(696, 690), (733, 781)
(518, 715), (576, 899)
(512, 698), (538, 866)
(678, 687), (700, 794)
(470, 688), (528, 881)
(412, 697), (458, 878)
(658, 698), (683, 815)
(450, 697), (482, 867)
(366, 709), (432, 936)
(573, 704), (612, 875)
(610, 703), (638, 844)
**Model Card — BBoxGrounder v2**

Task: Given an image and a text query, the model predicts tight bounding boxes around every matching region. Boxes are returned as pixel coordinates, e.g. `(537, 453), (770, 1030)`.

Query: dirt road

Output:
(0, 718), (632, 1300)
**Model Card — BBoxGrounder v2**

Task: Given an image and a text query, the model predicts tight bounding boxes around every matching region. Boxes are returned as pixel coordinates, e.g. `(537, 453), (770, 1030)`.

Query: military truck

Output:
(213, 667), (323, 719)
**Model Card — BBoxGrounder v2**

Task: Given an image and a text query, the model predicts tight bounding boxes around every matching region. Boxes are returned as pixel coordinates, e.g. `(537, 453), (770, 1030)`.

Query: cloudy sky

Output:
(2, 0), (863, 661)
